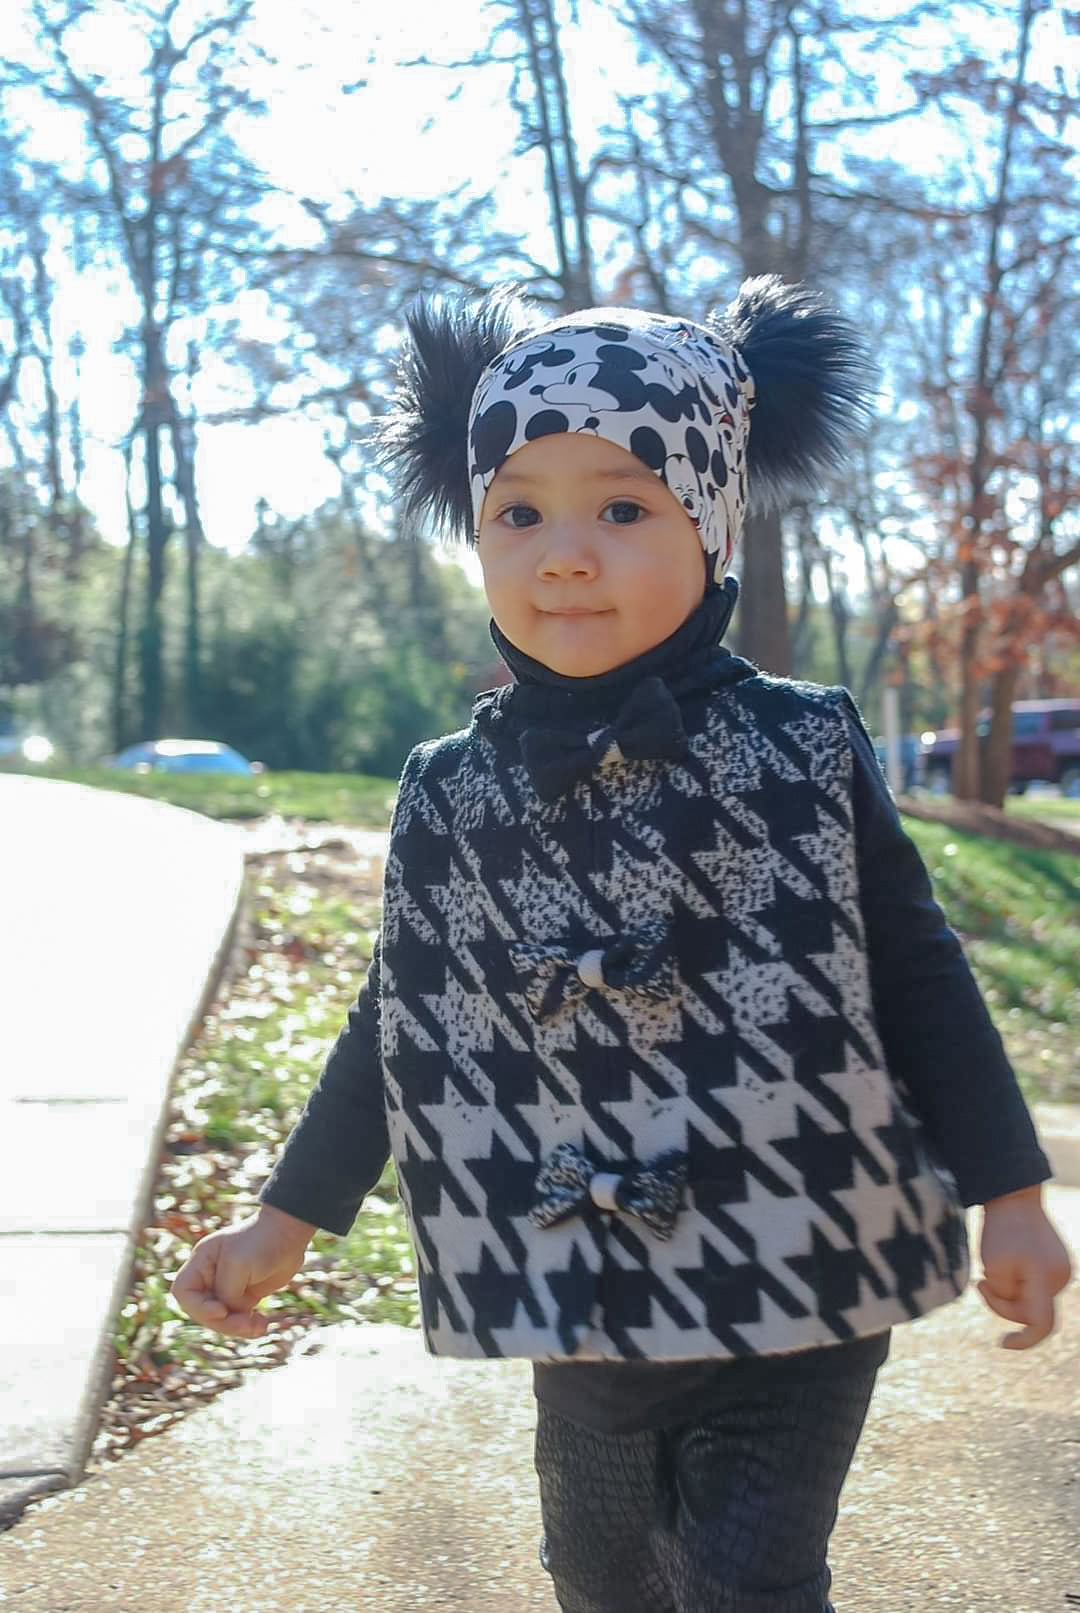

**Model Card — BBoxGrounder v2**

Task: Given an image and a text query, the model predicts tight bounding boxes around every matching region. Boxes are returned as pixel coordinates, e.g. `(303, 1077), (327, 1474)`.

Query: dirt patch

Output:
(898, 795), (1080, 855)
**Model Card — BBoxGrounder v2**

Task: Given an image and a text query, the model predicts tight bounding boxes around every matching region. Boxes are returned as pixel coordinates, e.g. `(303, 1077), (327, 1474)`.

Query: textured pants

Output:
(534, 1341), (887, 1613)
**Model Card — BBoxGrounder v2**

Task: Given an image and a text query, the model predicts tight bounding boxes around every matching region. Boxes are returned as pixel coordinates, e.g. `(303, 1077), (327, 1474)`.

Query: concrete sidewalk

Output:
(0, 775), (244, 1521)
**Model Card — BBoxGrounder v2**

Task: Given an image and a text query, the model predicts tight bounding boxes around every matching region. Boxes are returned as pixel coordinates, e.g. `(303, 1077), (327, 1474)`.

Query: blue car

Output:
(107, 739), (263, 774)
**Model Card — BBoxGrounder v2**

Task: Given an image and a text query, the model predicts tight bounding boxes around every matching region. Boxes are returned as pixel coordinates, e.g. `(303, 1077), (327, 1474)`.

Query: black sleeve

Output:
(843, 702), (1050, 1207)
(259, 938), (391, 1235)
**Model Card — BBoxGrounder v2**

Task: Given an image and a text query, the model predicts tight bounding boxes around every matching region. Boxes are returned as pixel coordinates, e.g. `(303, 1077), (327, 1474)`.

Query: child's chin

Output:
(542, 648), (627, 677)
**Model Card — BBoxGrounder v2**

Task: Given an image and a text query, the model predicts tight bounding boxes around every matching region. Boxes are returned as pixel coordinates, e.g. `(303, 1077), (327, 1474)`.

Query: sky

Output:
(0, 0), (1071, 580)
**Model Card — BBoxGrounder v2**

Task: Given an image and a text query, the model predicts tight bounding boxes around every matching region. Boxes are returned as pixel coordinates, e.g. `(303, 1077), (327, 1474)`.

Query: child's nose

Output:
(536, 520), (598, 579)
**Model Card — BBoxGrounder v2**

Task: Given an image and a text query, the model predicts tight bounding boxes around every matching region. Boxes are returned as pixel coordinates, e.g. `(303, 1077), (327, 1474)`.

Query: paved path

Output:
(1, 1187), (1077, 1612)
(0, 776), (244, 1517)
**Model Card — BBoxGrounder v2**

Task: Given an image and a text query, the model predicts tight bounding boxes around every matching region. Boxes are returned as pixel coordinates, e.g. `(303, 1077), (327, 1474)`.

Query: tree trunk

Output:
(517, 0), (573, 307)
(954, 0), (1035, 800)
(625, 1), (812, 663)
(67, 377), (87, 576)
(787, 21), (812, 281)
(982, 661), (1020, 808)
(325, 422), (389, 618)
(858, 599), (899, 710)
(139, 326), (170, 740)
(536, 0), (594, 306)
(1, 423), (39, 684)
(13, 488), (37, 684)
(789, 510), (817, 677)
(955, 553), (983, 796)
(736, 510), (791, 673)
(39, 339), (64, 526)
(169, 396), (204, 732)
(183, 468), (200, 736)
(694, 4), (795, 660)
(113, 441), (138, 752)
(820, 546), (851, 689)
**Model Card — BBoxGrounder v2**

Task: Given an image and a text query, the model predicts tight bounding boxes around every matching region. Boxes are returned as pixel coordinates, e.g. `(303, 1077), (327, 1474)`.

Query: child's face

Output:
(476, 433), (707, 678)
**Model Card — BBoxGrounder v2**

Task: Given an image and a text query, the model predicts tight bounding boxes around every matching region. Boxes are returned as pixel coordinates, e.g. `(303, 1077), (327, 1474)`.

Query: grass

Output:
(8, 761), (398, 827)
(20, 757), (1079, 831)
(903, 817), (1079, 1104)
(1007, 794), (1080, 824)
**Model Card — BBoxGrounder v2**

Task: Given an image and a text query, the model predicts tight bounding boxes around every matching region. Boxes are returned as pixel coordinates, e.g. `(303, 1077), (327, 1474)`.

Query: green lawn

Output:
(903, 818), (1078, 1104)
(16, 762), (398, 827)
(1007, 794), (1080, 824)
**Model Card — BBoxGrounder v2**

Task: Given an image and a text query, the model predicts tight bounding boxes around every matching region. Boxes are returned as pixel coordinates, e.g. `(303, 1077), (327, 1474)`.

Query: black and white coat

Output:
(262, 636), (1047, 1364)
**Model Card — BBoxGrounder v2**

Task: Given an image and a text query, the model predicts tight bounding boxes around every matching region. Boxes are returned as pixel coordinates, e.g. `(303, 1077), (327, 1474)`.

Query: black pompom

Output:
(375, 287), (540, 539)
(709, 277), (878, 513)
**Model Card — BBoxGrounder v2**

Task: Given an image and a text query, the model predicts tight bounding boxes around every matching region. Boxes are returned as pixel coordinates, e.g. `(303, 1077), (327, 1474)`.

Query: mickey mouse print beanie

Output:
(468, 308), (752, 572)
(377, 277), (877, 571)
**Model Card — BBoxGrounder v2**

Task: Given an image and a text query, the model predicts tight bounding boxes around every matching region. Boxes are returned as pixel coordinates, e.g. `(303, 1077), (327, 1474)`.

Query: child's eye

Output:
(603, 500), (645, 525)
(502, 503), (540, 529)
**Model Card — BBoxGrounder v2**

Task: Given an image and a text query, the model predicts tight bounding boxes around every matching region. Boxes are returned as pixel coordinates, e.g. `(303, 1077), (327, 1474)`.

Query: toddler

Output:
(174, 277), (1071, 1613)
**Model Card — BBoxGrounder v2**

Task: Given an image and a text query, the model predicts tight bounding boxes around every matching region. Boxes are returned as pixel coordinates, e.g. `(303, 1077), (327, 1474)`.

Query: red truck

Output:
(920, 698), (1080, 796)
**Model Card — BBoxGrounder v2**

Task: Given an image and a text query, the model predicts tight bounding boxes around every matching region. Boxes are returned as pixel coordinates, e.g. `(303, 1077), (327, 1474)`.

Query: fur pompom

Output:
(709, 277), (878, 513)
(376, 287), (539, 539)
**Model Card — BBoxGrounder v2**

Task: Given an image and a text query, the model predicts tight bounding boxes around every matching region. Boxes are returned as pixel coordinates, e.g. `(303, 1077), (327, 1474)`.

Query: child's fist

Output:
(977, 1185), (1073, 1350)
(171, 1203), (317, 1338)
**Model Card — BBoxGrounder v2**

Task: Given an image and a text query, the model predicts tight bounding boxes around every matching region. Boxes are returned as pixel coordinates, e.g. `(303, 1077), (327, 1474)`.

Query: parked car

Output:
(106, 739), (264, 775)
(920, 699), (1080, 795)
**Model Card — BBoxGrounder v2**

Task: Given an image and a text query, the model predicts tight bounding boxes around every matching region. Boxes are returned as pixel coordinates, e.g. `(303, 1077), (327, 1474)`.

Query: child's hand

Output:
(171, 1203), (317, 1338)
(977, 1185), (1073, 1350)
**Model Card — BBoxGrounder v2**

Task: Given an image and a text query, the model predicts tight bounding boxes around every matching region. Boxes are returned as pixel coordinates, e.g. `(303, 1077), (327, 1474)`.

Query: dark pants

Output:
(534, 1337), (888, 1613)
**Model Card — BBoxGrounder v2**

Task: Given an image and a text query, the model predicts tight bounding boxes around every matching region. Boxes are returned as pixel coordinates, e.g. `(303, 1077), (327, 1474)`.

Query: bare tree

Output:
(611, 0), (1011, 672)
(16, 0), (275, 740)
(392, 0), (597, 312)
(898, 0), (1079, 802)
(0, 114), (78, 689)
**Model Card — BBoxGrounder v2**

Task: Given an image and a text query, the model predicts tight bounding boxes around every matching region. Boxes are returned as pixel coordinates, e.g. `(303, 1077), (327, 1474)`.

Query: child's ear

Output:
(708, 277), (878, 514)
(376, 288), (540, 541)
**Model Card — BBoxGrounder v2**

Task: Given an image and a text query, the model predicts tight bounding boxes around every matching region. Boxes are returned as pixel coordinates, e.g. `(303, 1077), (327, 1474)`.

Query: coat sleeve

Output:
(259, 937), (391, 1235)
(842, 700), (1051, 1207)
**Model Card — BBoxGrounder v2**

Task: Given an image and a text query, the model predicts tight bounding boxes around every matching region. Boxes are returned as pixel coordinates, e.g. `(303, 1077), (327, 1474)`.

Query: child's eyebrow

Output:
(591, 467), (661, 485)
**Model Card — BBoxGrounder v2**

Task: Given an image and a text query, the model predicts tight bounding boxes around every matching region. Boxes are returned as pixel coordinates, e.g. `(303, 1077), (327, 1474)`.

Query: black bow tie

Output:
(529, 1141), (689, 1242)
(519, 675), (688, 801)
